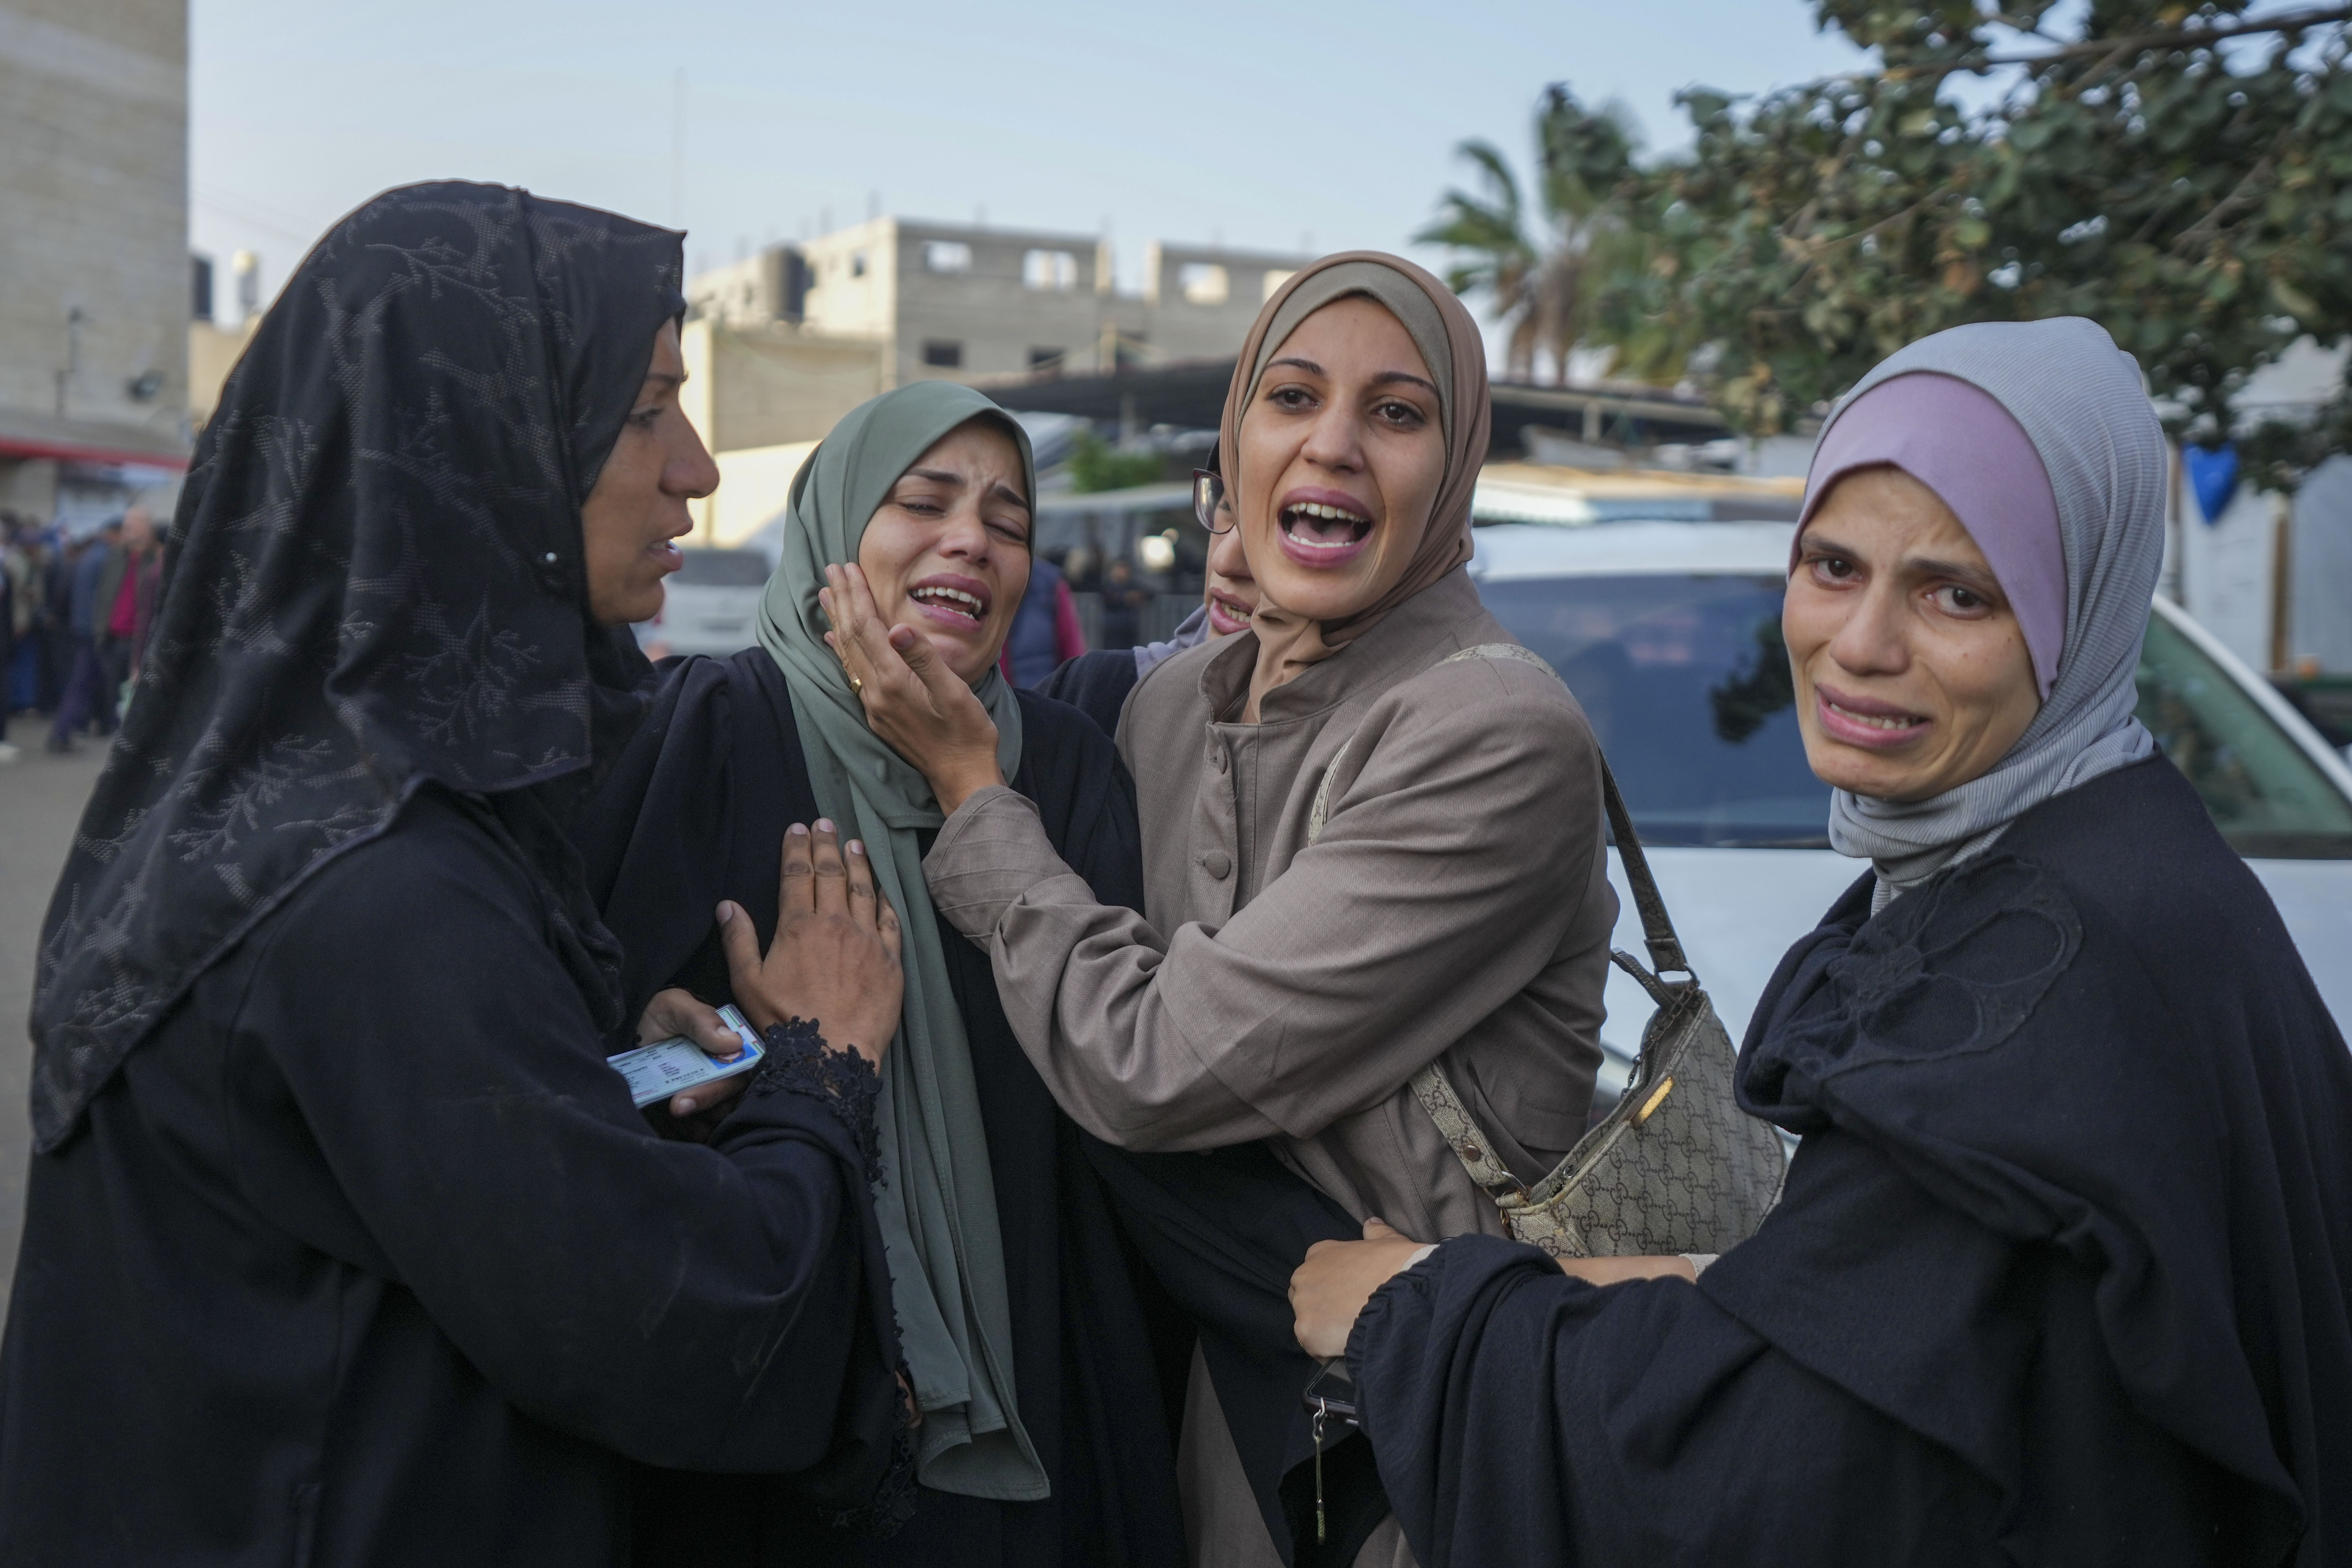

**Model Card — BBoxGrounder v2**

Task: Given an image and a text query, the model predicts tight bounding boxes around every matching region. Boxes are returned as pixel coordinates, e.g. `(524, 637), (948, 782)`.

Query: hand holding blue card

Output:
(607, 1005), (764, 1109)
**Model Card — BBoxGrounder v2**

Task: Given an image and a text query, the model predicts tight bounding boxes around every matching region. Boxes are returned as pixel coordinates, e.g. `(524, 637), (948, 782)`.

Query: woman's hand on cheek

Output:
(822, 562), (1007, 816)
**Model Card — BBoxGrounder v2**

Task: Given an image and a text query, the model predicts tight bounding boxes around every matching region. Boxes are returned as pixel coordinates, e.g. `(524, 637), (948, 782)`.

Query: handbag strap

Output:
(1301, 641), (1699, 1204)
(1375, 644), (1689, 973)
(1406, 1057), (1526, 1200)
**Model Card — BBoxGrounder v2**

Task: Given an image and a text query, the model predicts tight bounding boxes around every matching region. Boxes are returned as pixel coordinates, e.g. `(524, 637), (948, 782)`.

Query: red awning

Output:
(0, 432), (189, 473)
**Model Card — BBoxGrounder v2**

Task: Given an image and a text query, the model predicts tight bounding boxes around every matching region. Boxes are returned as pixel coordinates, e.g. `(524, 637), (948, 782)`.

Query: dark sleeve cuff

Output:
(1346, 1233), (1552, 1380)
(737, 1018), (883, 1185)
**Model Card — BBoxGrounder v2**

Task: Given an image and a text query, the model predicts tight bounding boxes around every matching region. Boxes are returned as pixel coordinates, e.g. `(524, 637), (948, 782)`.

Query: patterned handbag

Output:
(1310, 644), (1787, 1259)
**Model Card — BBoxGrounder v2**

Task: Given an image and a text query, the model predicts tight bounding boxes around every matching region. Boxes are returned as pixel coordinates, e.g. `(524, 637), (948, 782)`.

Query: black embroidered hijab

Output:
(30, 181), (683, 1153)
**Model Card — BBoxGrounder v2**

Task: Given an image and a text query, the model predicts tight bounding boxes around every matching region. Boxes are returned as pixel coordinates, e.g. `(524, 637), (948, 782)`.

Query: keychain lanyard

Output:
(1310, 1398), (1331, 1545)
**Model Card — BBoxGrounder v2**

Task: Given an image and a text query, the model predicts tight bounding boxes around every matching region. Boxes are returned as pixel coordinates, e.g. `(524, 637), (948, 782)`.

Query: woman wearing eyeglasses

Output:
(822, 252), (1620, 1566)
(1037, 446), (1259, 738)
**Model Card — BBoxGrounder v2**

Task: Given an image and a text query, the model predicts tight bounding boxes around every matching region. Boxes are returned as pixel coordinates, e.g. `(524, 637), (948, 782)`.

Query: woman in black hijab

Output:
(1, 182), (912, 1566)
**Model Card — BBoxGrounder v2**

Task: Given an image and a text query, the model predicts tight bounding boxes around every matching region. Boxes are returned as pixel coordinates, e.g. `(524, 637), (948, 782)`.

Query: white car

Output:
(1465, 520), (2352, 1110)
(634, 547), (771, 657)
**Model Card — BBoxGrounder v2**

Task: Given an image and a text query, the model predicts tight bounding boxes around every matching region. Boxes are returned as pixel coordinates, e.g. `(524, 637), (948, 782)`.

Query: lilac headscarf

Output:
(1800, 373), (2066, 699)
(1797, 319), (2165, 894)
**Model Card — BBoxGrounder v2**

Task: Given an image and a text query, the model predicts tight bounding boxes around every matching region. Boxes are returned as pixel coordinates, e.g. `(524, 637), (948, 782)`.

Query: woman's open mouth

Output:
(907, 575), (991, 632)
(1276, 491), (1375, 569)
(1205, 591), (1253, 636)
(1815, 683), (1930, 750)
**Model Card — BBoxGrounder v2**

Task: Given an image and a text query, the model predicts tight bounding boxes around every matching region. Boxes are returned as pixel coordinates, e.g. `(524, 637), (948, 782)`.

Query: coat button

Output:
(1202, 851), (1232, 880)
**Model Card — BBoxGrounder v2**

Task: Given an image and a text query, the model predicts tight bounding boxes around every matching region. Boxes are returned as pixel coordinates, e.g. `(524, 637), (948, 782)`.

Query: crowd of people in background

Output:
(0, 505), (166, 761)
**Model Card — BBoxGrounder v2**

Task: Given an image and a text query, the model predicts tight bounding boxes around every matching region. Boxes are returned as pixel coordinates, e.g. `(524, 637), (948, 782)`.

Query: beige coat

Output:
(927, 567), (1617, 1241)
(926, 568), (1617, 1564)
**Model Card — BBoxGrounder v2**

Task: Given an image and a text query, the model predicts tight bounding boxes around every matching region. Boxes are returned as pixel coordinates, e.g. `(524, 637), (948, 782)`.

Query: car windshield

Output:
(1477, 574), (1831, 847)
(2138, 613), (2352, 857)
(672, 549), (771, 588)
(1477, 572), (2352, 858)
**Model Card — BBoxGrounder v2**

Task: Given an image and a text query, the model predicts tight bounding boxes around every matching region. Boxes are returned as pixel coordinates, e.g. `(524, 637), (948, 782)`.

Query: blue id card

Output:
(607, 1004), (765, 1109)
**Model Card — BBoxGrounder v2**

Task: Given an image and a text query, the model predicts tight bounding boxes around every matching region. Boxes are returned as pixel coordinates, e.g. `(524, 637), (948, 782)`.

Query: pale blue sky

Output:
(191, 0), (1880, 318)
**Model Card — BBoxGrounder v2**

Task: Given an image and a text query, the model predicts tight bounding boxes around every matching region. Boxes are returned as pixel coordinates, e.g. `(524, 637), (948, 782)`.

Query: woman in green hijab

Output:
(574, 382), (1185, 1565)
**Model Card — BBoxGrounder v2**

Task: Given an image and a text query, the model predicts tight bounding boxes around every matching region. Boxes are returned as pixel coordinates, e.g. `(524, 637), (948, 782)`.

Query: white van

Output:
(633, 547), (771, 658)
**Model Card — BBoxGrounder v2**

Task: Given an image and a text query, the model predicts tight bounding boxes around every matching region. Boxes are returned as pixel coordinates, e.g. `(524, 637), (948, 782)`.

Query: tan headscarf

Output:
(1218, 251), (1492, 688)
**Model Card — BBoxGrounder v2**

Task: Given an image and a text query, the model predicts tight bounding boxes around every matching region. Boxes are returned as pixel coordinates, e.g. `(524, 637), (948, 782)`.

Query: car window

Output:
(672, 549), (771, 588)
(2136, 614), (2352, 858)
(1476, 574), (1832, 847)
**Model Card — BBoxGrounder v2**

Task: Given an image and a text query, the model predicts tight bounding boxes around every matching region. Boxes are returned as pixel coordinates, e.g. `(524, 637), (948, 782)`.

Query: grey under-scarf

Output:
(1132, 602), (1210, 677)
(1805, 318), (2166, 893)
(755, 381), (1044, 1500)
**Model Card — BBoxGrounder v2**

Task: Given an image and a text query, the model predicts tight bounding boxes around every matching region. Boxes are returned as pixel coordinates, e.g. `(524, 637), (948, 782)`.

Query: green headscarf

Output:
(755, 381), (1040, 1500)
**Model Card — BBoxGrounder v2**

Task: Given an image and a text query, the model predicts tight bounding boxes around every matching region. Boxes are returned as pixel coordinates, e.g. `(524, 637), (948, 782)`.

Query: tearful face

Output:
(855, 419), (1033, 685)
(1784, 466), (2041, 802)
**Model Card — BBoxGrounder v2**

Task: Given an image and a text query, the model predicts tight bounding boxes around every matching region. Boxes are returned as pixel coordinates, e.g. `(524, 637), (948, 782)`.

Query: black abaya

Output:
(1350, 757), (2352, 1566)
(0, 789), (899, 1565)
(3, 182), (913, 1566)
(574, 648), (1189, 1567)
(1035, 648), (1140, 740)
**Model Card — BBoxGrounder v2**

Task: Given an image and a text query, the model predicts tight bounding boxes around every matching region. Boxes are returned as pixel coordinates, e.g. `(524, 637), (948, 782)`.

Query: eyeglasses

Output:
(1191, 469), (1235, 534)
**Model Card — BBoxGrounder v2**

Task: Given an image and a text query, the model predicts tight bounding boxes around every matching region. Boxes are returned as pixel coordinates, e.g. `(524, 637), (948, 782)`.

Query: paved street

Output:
(0, 716), (110, 1315)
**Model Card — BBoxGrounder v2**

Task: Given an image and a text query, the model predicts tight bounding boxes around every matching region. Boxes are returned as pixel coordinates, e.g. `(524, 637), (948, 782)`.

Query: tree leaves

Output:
(1503, 2), (2351, 474)
(1414, 84), (1652, 383)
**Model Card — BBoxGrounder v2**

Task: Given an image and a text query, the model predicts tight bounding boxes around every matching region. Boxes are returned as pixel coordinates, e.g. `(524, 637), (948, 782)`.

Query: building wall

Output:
(188, 316), (258, 429)
(0, 0), (189, 449)
(2172, 472), (2352, 676)
(747, 220), (1313, 392)
(1139, 241), (1300, 362)
(687, 248), (800, 328)
(2166, 338), (2352, 672)
(2289, 456), (2352, 674)
(797, 219), (903, 349)
(2183, 482), (2282, 672)
(891, 219), (1113, 385)
(692, 440), (819, 547)
(677, 317), (888, 459)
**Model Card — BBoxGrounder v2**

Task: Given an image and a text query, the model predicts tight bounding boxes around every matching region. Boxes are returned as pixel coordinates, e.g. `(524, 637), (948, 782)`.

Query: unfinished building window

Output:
(1179, 263), (1229, 305)
(1023, 249), (1078, 292)
(923, 241), (973, 274)
(1029, 347), (1066, 373)
(1261, 268), (1297, 302)
(923, 340), (964, 368)
(850, 251), (868, 278)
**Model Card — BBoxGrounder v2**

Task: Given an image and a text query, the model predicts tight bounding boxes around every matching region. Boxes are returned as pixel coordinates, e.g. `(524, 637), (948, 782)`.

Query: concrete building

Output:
(675, 218), (1309, 543)
(675, 315), (888, 544)
(186, 249), (265, 431)
(2167, 337), (2352, 675)
(189, 315), (258, 430)
(689, 219), (1312, 390)
(0, 0), (192, 529)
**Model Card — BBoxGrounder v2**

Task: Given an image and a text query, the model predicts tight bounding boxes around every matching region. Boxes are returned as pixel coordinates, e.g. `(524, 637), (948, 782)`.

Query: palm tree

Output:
(1417, 84), (1645, 384)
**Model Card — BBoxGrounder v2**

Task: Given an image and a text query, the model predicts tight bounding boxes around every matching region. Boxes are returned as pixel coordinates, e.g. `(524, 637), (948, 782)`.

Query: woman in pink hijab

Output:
(1294, 318), (2352, 1567)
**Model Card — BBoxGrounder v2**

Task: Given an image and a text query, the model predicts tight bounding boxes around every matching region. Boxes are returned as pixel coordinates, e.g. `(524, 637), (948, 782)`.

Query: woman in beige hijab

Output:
(825, 252), (1617, 1564)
